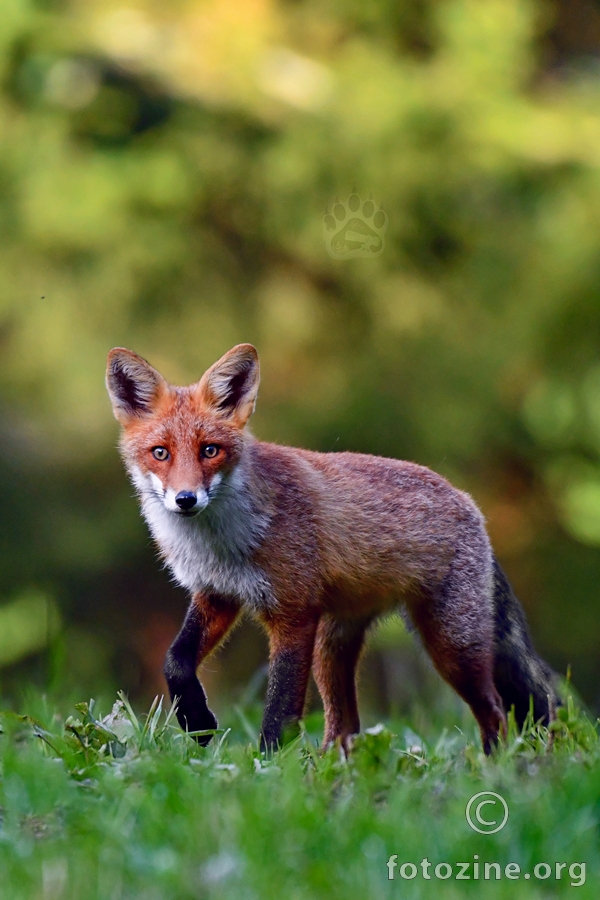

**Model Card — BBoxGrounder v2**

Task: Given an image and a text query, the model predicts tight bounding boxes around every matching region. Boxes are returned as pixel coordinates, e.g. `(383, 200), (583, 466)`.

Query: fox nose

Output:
(175, 490), (197, 511)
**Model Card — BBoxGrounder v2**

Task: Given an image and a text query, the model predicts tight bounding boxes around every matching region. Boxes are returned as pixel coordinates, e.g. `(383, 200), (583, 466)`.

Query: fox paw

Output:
(323, 193), (387, 259)
(190, 709), (218, 746)
(177, 704), (218, 746)
(321, 731), (357, 758)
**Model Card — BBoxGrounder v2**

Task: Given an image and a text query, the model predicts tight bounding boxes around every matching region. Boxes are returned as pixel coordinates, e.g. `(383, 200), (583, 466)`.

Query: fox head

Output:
(106, 344), (259, 517)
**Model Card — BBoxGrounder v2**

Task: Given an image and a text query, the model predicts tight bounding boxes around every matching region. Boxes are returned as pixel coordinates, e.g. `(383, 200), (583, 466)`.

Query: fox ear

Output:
(106, 348), (166, 423)
(196, 344), (260, 427)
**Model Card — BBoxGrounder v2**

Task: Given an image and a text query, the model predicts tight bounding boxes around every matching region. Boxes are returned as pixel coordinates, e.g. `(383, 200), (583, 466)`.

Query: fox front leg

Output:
(164, 593), (239, 745)
(259, 613), (319, 753)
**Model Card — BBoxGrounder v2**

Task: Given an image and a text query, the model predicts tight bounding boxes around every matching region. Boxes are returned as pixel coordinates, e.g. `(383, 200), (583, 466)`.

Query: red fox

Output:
(106, 343), (557, 754)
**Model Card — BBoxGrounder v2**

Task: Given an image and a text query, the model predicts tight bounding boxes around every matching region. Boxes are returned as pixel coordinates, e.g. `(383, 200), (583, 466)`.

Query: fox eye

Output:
(152, 446), (170, 461)
(202, 444), (220, 459)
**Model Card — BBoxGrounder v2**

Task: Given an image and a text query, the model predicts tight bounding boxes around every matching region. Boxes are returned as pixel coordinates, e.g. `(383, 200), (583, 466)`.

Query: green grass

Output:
(0, 692), (598, 899)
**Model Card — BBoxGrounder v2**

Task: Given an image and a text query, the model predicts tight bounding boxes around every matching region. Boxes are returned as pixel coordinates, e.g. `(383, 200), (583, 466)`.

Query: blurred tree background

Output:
(1, 0), (600, 720)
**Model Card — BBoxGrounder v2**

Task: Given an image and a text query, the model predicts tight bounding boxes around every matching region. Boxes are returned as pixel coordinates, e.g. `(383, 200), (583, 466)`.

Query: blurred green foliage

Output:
(1, 0), (600, 709)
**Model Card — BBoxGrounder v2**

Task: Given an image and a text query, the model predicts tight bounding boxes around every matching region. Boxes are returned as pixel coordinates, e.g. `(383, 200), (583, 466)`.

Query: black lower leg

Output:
(164, 603), (217, 745)
(453, 667), (506, 755)
(259, 607), (321, 754)
(260, 648), (310, 752)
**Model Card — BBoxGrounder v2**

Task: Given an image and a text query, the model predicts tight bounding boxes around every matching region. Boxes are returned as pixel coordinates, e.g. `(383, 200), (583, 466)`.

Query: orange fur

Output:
(106, 343), (556, 753)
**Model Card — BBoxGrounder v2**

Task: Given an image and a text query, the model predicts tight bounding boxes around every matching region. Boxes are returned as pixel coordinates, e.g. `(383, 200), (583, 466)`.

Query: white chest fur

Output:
(130, 466), (275, 610)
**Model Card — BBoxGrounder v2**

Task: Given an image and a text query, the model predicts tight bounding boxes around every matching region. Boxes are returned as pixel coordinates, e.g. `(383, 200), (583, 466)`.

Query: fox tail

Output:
(492, 557), (558, 727)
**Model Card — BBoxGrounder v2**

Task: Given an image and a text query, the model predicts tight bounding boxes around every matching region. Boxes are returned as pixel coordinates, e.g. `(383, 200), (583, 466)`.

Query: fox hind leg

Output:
(408, 554), (507, 755)
(312, 615), (371, 751)
(415, 619), (506, 754)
